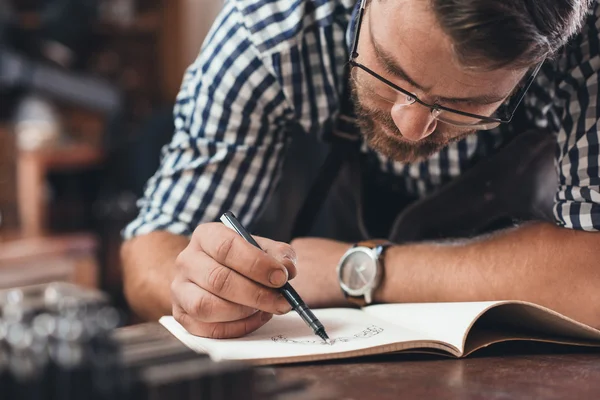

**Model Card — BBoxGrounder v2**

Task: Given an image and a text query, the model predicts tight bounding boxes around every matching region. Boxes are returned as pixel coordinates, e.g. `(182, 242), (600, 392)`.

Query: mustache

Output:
(359, 104), (401, 135)
(354, 95), (474, 147)
(356, 101), (444, 146)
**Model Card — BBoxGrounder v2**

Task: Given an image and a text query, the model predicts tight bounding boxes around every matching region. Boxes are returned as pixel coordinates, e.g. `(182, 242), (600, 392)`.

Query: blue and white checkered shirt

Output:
(124, 0), (600, 239)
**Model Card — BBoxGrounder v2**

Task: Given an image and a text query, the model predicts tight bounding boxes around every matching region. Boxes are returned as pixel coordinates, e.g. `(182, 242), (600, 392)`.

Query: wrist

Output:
(373, 244), (402, 303)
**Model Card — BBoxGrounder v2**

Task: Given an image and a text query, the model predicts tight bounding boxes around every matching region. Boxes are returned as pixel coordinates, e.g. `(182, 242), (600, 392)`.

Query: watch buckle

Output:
(364, 291), (373, 305)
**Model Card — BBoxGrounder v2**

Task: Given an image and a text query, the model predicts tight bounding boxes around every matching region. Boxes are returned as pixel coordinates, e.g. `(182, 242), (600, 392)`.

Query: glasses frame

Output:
(348, 0), (543, 127)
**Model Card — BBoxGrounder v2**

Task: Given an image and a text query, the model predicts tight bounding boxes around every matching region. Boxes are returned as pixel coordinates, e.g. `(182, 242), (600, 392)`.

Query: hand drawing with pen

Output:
(271, 325), (384, 345)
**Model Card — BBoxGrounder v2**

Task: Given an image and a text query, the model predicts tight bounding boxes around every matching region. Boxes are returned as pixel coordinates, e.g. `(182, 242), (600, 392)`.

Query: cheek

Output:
(437, 126), (477, 143)
(355, 86), (393, 114)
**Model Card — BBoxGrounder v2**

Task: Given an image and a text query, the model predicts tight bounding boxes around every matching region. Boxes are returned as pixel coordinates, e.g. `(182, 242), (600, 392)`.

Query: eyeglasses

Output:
(348, 0), (543, 130)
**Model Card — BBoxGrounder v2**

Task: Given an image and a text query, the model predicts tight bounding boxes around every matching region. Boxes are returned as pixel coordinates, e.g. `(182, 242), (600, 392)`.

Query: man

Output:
(121, 0), (600, 339)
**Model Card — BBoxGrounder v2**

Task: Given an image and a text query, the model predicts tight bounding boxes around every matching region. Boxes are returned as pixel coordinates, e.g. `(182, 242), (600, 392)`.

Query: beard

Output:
(350, 82), (475, 163)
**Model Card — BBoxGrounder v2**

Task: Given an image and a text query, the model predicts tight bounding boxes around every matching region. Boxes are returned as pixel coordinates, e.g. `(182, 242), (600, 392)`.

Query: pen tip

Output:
(317, 329), (331, 344)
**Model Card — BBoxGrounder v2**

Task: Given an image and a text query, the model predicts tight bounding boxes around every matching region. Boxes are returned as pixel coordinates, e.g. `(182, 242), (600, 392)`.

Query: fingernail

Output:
(261, 312), (273, 322)
(269, 268), (288, 286)
(277, 304), (292, 315)
(283, 253), (297, 266)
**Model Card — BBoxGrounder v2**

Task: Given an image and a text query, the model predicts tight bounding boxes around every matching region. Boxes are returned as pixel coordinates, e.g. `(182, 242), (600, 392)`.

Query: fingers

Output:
(172, 280), (257, 323)
(174, 306), (273, 339)
(173, 223), (299, 339)
(255, 236), (298, 280)
(194, 223), (297, 287)
(179, 250), (292, 315)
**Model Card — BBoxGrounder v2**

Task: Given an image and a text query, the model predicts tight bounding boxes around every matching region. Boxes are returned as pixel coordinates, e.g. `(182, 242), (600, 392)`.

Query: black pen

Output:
(220, 211), (331, 344)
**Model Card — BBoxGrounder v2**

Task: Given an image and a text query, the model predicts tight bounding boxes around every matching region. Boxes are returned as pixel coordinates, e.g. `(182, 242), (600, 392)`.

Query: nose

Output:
(390, 103), (437, 142)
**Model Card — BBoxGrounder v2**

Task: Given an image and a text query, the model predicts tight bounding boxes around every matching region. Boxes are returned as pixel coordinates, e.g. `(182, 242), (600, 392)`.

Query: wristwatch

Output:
(337, 239), (392, 307)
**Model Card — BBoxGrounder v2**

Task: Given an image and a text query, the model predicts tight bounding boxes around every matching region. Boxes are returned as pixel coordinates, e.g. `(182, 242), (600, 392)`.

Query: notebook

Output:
(159, 301), (600, 365)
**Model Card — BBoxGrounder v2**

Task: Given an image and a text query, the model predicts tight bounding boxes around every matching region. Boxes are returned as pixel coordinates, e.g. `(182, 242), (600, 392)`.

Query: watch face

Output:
(340, 250), (377, 292)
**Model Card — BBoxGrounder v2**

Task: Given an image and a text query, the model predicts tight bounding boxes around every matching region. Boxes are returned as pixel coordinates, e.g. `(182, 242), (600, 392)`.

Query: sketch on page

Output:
(271, 325), (384, 345)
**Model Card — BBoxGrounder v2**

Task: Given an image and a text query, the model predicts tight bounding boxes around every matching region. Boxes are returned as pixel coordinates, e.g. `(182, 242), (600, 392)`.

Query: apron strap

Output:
(290, 68), (361, 239)
(290, 139), (359, 238)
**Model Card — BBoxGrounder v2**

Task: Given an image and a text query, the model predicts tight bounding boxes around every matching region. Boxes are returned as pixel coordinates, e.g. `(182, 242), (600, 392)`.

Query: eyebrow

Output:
(368, 29), (510, 105)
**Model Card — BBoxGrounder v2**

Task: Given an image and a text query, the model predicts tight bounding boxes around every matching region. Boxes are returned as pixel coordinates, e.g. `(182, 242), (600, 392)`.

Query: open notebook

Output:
(160, 301), (600, 365)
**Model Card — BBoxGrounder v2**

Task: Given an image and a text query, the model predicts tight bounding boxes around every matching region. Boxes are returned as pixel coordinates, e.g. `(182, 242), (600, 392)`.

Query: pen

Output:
(220, 211), (331, 344)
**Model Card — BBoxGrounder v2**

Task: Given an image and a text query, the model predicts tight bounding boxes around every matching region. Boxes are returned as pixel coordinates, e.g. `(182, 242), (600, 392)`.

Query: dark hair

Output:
(430, 0), (593, 69)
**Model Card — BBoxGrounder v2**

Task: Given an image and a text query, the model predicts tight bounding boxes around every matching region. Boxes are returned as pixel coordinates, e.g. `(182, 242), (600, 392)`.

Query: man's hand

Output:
(171, 223), (298, 339)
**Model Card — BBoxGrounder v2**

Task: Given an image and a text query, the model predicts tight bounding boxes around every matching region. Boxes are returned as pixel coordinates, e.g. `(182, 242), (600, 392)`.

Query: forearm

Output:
(378, 222), (600, 327)
(120, 231), (189, 321)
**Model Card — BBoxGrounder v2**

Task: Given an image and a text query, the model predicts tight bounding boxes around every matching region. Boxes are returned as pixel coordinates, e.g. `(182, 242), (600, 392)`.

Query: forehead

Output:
(366, 0), (525, 95)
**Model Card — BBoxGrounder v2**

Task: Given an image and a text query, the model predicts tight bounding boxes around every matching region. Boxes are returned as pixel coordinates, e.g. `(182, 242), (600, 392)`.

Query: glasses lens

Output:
(351, 67), (415, 105)
(433, 108), (502, 130)
(351, 65), (505, 130)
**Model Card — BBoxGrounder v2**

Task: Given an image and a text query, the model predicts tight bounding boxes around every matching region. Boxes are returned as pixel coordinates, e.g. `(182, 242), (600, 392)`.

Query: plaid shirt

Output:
(124, 0), (600, 239)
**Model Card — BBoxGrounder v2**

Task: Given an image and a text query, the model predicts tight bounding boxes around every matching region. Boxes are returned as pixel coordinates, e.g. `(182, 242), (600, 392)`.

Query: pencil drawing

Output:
(271, 325), (384, 345)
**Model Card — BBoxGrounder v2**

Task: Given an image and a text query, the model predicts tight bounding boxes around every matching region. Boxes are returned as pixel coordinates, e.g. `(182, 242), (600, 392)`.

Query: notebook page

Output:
(363, 302), (501, 353)
(160, 308), (427, 363)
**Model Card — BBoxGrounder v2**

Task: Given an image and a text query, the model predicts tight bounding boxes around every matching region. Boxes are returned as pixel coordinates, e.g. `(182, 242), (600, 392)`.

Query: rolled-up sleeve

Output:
(554, 5), (600, 230)
(123, 1), (291, 239)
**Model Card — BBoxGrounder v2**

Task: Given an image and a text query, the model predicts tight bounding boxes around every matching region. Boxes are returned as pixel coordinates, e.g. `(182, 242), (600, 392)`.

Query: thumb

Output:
(254, 236), (298, 280)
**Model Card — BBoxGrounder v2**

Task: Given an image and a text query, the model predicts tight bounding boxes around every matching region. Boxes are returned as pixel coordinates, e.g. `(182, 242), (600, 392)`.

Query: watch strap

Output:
(346, 294), (368, 307)
(355, 239), (393, 249)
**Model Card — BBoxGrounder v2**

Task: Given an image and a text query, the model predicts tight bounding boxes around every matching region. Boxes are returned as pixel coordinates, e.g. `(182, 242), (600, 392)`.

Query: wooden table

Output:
(274, 343), (600, 399)
(0, 232), (99, 289)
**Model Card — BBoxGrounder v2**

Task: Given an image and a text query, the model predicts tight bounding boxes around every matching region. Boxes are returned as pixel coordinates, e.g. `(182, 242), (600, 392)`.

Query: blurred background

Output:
(0, 0), (223, 321)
